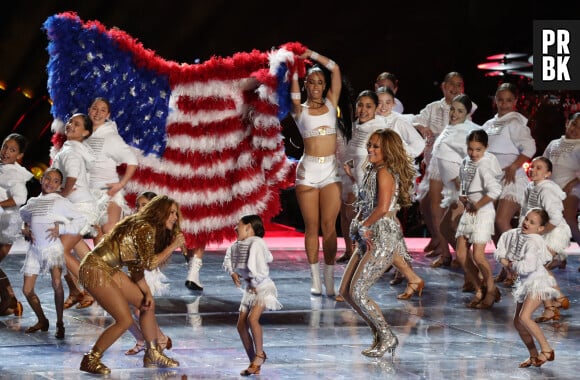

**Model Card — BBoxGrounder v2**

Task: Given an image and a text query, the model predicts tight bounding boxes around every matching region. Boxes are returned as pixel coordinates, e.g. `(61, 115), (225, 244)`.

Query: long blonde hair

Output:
(371, 129), (416, 208)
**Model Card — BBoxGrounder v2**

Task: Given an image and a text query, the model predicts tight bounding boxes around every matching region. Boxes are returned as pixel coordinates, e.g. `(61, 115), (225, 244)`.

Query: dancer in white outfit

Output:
(223, 214), (281, 376)
(542, 112), (580, 271)
(428, 95), (481, 268)
(413, 72), (477, 258)
(375, 86), (425, 284)
(51, 113), (98, 309)
(376, 86), (425, 160)
(290, 49), (342, 297)
(0, 133), (33, 316)
(374, 72), (405, 114)
(494, 208), (556, 368)
(483, 83), (536, 240)
(85, 97), (138, 238)
(20, 168), (87, 339)
(337, 90), (384, 265)
(483, 83), (536, 285)
(455, 130), (503, 309)
(520, 157), (571, 323)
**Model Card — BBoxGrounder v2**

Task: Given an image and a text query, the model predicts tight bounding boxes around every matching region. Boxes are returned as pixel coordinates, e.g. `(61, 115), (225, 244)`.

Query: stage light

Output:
(522, 161), (530, 174)
(30, 163), (48, 180)
(20, 88), (34, 99)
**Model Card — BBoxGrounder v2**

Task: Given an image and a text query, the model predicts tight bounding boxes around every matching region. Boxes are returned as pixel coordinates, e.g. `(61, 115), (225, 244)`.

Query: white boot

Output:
(186, 296), (202, 328)
(324, 264), (336, 297)
(185, 257), (203, 291)
(310, 263), (322, 296)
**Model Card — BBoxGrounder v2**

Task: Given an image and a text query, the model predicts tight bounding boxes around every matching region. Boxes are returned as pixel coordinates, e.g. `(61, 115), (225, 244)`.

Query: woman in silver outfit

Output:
(339, 129), (423, 358)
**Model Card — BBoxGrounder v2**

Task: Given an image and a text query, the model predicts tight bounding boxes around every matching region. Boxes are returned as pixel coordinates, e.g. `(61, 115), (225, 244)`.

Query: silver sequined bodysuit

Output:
(349, 164), (412, 349)
(354, 164), (412, 263)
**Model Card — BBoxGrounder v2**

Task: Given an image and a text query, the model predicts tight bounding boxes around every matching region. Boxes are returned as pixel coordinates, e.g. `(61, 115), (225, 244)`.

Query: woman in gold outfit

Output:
(78, 195), (184, 374)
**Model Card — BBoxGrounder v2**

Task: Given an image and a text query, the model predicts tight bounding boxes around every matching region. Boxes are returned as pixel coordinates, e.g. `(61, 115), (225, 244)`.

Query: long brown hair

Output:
(108, 195), (181, 253)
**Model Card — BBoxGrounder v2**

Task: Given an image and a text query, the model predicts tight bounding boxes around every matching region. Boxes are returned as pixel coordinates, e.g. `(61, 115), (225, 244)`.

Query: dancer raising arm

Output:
(290, 49), (342, 298)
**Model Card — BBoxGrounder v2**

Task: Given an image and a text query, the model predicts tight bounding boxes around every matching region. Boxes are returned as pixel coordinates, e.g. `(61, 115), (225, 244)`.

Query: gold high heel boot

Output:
(144, 341), (179, 368)
(363, 328), (398, 359)
(80, 348), (111, 375)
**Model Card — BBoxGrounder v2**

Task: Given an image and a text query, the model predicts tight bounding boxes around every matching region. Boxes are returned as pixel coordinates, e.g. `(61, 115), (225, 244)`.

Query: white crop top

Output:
(295, 98), (337, 139)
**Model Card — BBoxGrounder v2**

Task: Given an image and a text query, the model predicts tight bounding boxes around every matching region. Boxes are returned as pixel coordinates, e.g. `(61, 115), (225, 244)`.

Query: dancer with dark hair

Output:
(290, 49), (343, 298)
(0, 133), (33, 316)
(20, 168), (87, 339)
(223, 214), (281, 376)
(455, 130), (503, 309)
(494, 208), (556, 368)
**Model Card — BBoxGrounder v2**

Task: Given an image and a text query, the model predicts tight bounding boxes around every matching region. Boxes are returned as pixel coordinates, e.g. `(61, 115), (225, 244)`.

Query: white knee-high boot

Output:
(324, 264), (335, 297)
(310, 263), (322, 296)
(185, 257), (203, 291)
(186, 296), (202, 328)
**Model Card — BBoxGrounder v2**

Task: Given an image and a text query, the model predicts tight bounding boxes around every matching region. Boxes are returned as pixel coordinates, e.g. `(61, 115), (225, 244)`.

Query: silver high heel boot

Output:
(363, 328), (398, 359)
(361, 330), (380, 355)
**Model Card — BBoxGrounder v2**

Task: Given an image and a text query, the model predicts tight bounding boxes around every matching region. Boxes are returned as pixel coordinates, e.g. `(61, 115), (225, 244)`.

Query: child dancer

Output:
(482, 83), (535, 284)
(427, 94), (480, 268)
(223, 214), (281, 376)
(455, 129), (503, 309)
(494, 208), (556, 368)
(20, 168), (87, 339)
(0, 133), (33, 316)
(51, 113), (97, 309)
(413, 72), (476, 257)
(519, 157), (571, 322)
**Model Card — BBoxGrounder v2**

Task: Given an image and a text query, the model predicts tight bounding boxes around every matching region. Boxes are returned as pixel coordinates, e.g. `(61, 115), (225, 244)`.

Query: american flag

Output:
(43, 12), (305, 247)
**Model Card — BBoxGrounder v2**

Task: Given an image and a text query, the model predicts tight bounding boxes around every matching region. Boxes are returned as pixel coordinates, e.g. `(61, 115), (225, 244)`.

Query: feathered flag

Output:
(43, 12), (306, 247)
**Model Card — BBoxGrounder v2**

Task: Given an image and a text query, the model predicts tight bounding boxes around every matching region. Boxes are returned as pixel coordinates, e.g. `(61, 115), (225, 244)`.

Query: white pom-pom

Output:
(51, 118), (65, 134)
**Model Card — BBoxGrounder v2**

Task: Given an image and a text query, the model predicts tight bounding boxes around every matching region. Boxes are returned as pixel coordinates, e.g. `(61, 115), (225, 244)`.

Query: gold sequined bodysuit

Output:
(79, 222), (159, 288)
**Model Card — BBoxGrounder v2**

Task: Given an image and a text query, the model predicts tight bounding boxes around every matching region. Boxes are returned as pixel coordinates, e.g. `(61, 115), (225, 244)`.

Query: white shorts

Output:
(295, 154), (341, 189)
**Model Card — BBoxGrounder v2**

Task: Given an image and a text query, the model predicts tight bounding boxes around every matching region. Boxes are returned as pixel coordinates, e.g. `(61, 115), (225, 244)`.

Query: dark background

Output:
(1, 0), (577, 170)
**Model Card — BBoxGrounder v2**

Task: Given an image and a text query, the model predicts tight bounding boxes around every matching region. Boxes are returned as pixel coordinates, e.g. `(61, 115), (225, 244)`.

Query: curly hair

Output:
(108, 195), (181, 253)
(371, 129), (416, 208)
